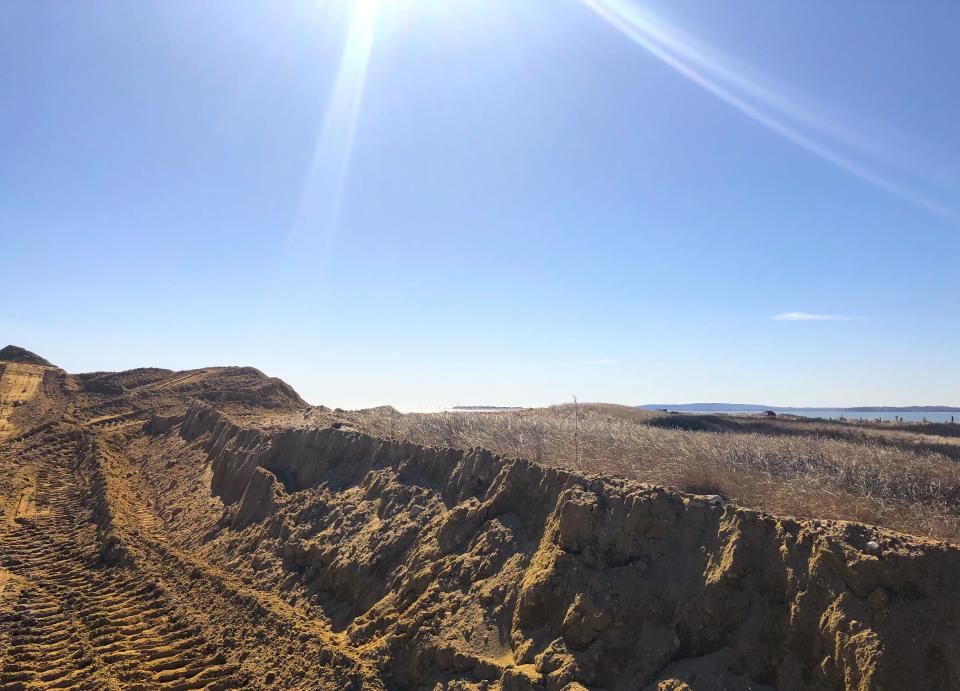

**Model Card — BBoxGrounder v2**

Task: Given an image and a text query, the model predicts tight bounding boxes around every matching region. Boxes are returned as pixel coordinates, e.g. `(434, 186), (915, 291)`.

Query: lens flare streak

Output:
(581, 0), (959, 221)
(288, 0), (380, 262)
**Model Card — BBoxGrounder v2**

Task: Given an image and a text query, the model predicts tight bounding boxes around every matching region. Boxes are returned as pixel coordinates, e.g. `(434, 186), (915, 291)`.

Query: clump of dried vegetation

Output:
(354, 403), (960, 541)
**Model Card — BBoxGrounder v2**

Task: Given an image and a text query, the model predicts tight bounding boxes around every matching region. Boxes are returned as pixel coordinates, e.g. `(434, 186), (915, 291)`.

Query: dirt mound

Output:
(161, 405), (958, 689)
(1, 359), (958, 689)
(0, 345), (53, 367)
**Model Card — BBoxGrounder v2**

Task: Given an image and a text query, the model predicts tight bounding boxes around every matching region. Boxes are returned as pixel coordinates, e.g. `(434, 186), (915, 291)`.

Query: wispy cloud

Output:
(589, 358), (618, 365)
(771, 312), (863, 322)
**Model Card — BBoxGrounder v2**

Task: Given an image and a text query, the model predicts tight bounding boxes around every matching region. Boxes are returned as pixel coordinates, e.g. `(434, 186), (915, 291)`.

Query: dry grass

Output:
(354, 404), (960, 541)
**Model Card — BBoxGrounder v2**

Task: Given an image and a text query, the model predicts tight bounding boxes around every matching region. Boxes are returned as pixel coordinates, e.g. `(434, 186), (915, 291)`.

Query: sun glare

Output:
(286, 0), (380, 264)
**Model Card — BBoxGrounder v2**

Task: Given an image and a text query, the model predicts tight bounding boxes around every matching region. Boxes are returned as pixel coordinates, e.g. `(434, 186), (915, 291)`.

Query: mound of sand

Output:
(0, 350), (957, 689)
(0, 345), (54, 367)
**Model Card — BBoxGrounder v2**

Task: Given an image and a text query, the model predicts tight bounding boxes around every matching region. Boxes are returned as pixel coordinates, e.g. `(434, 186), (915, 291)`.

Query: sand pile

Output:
(1, 348), (957, 689)
(0, 345), (53, 368)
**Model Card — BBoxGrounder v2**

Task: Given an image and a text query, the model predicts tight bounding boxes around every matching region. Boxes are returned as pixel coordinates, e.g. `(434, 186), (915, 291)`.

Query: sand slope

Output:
(0, 348), (957, 689)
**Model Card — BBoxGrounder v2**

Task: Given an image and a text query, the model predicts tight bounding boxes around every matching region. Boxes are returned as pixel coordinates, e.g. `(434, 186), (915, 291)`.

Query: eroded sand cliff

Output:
(1, 348), (957, 689)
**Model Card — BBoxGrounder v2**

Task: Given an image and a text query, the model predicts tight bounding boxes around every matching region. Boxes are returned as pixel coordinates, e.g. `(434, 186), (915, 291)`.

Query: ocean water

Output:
(688, 409), (959, 423)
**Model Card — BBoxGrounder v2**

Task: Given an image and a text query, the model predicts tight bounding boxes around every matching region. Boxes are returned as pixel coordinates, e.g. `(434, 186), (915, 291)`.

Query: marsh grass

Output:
(355, 404), (960, 541)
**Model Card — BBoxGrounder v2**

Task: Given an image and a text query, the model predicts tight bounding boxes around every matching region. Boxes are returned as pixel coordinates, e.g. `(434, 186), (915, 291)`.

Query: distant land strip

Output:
(638, 403), (960, 413)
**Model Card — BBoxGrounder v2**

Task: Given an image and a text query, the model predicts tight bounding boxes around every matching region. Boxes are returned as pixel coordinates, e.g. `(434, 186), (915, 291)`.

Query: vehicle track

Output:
(0, 435), (247, 690)
(141, 372), (210, 392)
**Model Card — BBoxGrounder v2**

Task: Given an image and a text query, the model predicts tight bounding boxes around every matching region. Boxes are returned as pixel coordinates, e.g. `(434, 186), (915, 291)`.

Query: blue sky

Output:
(3, 0), (960, 409)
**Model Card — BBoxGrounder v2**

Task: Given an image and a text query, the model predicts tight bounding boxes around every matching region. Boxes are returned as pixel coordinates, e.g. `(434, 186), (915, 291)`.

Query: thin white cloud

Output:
(771, 312), (862, 322)
(589, 358), (618, 365)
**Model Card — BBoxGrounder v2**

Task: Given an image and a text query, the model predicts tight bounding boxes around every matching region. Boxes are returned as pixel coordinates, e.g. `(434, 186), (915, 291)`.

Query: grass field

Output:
(355, 403), (960, 541)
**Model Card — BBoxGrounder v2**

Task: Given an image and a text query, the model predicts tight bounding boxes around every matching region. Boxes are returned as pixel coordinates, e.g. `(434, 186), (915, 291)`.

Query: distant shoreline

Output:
(639, 404), (960, 413)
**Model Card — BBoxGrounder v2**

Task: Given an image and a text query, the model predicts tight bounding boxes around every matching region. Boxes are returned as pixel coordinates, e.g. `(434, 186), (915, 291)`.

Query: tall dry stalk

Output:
(573, 394), (581, 468)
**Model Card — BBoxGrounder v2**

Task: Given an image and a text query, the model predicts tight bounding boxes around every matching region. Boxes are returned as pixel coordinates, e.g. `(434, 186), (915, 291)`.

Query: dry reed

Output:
(354, 404), (960, 541)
